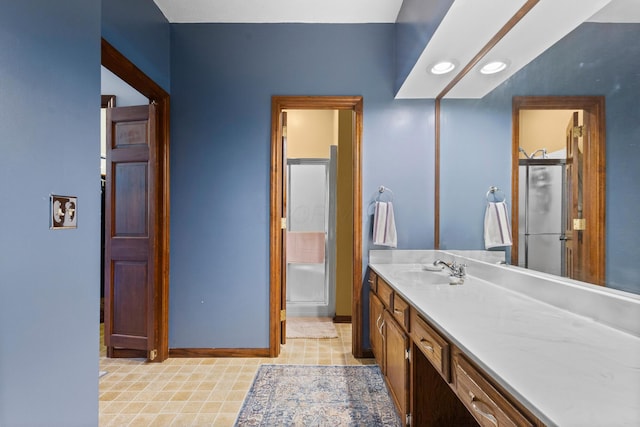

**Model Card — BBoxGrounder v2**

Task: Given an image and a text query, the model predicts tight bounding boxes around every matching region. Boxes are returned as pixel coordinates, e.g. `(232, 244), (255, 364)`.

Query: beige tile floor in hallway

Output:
(99, 323), (374, 426)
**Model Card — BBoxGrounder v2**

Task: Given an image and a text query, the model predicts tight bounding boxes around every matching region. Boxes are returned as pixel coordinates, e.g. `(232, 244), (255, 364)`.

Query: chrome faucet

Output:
(433, 259), (466, 279)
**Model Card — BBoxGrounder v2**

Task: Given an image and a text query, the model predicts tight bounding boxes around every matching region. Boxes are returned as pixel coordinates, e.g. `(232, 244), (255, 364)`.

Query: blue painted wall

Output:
(102, 0), (171, 91)
(440, 23), (640, 294)
(169, 24), (435, 348)
(395, 0), (454, 94)
(0, 1), (101, 425)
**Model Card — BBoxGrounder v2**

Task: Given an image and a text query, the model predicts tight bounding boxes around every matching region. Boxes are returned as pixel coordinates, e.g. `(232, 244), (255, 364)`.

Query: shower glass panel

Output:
(286, 159), (333, 317)
(518, 160), (566, 276)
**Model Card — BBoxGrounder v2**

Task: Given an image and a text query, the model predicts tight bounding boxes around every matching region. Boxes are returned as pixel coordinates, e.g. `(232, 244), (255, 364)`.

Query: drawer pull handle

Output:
(419, 338), (434, 352)
(394, 308), (403, 315)
(368, 279), (374, 285)
(469, 392), (498, 426)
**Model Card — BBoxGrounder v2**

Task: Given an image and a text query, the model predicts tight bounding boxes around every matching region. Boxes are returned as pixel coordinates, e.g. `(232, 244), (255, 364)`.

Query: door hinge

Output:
(573, 218), (586, 231)
(149, 349), (158, 361)
(406, 413), (412, 426)
(573, 125), (584, 138)
(280, 309), (286, 321)
(405, 348), (411, 362)
(281, 217), (287, 230)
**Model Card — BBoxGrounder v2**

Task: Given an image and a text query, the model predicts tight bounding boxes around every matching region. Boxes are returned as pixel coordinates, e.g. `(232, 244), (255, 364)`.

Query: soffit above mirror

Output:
(397, 0), (639, 99)
(152, 0), (638, 99)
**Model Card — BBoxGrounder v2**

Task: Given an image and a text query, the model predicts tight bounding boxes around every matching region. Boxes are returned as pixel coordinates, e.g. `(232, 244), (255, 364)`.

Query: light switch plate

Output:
(50, 195), (77, 229)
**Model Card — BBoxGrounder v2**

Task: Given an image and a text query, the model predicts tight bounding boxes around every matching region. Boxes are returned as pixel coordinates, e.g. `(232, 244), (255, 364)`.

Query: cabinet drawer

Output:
(454, 355), (533, 427)
(410, 310), (450, 382)
(391, 293), (410, 331)
(376, 277), (394, 309)
(367, 270), (377, 293)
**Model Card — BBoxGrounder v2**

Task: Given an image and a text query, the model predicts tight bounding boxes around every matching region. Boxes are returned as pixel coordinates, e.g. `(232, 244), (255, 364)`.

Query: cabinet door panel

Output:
(385, 310), (409, 423)
(369, 291), (385, 371)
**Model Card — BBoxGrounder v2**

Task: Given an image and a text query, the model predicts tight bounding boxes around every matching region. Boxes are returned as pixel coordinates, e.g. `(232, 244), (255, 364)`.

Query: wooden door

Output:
(104, 104), (159, 360)
(564, 111), (586, 281)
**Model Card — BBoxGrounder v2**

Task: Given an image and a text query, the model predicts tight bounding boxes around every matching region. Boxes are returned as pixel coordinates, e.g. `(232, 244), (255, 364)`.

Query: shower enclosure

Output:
(285, 148), (337, 317)
(518, 158), (567, 276)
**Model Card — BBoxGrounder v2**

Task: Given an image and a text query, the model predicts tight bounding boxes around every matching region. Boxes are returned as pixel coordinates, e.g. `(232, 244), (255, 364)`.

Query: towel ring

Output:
(486, 186), (505, 202)
(376, 185), (394, 202)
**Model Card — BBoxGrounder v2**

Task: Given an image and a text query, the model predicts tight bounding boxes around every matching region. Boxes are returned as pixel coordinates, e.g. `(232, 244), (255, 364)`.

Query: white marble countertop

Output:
(369, 250), (640, 427)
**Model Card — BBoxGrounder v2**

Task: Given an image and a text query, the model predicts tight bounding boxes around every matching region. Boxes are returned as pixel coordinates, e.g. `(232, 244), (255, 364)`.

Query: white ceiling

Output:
(152, 0), (640, 98)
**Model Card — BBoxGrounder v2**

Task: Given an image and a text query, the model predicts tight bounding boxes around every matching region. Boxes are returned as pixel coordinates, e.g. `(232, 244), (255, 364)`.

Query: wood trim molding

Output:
(101, 38), (171, 362)
(270, 96), (364, 358)
(333, 315), (352, 324)
(434, 99), (441, 249)
(101, 95), (116, 108)
(511, 96), (606, 285)
(170, 348), (271, 358)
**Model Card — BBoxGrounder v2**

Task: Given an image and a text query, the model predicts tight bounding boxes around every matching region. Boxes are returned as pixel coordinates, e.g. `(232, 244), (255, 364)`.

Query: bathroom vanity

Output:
(368, 250), (640, 426)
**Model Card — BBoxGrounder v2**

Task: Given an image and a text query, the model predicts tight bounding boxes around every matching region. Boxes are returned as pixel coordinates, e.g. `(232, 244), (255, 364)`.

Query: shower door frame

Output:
(285, 157), (335, 318)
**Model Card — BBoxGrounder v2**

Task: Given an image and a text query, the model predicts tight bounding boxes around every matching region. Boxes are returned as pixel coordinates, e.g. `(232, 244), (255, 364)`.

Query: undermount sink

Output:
(392, 268), (452, 285)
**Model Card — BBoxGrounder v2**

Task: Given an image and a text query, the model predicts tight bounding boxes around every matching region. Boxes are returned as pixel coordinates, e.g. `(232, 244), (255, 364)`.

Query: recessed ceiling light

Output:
(430, 61), (456, 75)
(480, 61), (508, 74)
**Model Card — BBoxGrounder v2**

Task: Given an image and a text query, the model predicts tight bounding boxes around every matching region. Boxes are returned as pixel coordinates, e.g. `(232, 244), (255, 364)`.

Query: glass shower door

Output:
(286, 159), (333, 317)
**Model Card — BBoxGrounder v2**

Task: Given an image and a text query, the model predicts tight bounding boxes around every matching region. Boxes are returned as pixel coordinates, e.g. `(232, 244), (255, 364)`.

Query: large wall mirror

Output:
(439, 15), (639, 295)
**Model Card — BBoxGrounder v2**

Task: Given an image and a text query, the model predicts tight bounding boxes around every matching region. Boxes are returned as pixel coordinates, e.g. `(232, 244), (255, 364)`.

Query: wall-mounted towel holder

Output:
(486, 186), (506, 202)
(376, 185), (394, 202)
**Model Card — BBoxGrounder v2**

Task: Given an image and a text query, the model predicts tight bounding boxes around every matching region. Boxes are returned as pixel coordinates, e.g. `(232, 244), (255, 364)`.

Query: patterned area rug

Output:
(235, 365), (401, 427)
(286, 317), (339, 339)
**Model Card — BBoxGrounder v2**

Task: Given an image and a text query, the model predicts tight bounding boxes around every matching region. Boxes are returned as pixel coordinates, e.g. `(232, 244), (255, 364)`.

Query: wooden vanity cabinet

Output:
(369, 272), (410, 426)
(368, 269), (544, 427)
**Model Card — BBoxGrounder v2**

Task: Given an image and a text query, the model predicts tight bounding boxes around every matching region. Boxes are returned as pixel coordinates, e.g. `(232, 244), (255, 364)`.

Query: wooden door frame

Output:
(101, 38), (171, 361)
(270, 96), (363, 358)
(511, 96), (605, 285)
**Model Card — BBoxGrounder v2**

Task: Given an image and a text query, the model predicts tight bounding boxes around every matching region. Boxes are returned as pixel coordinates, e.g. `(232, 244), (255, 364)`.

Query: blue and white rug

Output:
(235, 364), (401, 427)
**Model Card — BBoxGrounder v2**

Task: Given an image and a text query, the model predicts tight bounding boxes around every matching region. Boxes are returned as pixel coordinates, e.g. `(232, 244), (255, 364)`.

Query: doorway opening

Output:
(270, 96), (364, 358)
(512, 96), (605, 285)
(101, 39), (171, 362)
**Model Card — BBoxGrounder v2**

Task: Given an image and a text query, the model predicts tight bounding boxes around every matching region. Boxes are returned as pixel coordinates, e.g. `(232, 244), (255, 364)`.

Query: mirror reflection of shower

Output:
(518, 152), (566, 276)
(519, 147), (548, 159)
(517, 109), (578, 277)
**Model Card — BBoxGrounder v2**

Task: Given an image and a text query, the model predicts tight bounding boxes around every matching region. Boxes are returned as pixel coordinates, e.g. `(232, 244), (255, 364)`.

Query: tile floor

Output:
(99, 323), (374, 426)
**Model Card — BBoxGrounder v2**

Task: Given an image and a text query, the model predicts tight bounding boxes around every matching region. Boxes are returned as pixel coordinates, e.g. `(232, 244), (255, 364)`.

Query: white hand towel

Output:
(484, 201), (512, 249)
(373, 201), (397, 248)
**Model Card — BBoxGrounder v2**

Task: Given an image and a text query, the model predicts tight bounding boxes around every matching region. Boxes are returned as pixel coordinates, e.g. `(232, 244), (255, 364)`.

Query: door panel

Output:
(104, 104), (158, 360)
(115, 163), (148, 235)
(112, 261), (148, 336)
